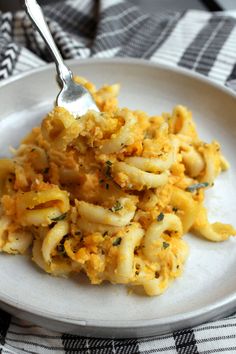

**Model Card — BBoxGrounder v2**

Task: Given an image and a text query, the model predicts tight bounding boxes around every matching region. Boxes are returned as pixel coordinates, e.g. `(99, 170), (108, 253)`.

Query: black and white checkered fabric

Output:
(0, 1), (236, 353)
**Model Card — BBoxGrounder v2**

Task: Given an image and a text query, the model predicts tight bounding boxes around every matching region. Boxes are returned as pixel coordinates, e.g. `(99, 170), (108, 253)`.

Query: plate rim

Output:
(1, 57), (236, 100)
(0, 286), (236, 329)
(0, 57), (236, 334)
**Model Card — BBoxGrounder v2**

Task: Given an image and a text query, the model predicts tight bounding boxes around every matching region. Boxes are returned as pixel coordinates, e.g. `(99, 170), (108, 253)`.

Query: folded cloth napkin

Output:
(0, 1), (236, 353)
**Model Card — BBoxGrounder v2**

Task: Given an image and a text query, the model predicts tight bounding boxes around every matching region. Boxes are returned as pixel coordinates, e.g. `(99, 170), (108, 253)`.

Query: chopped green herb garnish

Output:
(57, 244), (66, 255)
(105, 183), (109, 190)
(31, 148), (36, 152)
(103, 231), (108, 236)
(43, 167), (49, 174)
(51, 212), (67, 221)
(157, 212), (164, 222)
(105, 161), (112, 178)
(113, 237), (122, 246)
(173, 207), (178, 212)
(162, 241), (169, 249)
(99, 179), (104, 184)
(110, 200), (123, 212)
(56, 234), (68, 255)
(186, 182), (209, 192)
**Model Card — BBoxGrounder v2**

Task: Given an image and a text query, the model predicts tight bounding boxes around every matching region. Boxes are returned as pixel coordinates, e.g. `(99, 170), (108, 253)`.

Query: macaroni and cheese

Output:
(0, 77), (235, 296)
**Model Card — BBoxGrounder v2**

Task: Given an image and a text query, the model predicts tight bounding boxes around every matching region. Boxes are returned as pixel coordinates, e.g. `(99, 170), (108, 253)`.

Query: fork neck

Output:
(24, 0), (72, 88)
(56, 62), (73, 88)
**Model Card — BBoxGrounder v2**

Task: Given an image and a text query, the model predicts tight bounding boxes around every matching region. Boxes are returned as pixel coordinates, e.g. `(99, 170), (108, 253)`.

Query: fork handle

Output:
(23, 0), (72, 86)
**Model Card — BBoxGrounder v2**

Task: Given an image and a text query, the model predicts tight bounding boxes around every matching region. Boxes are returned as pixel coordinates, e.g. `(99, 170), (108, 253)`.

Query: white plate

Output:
(0, 58), (236, 338)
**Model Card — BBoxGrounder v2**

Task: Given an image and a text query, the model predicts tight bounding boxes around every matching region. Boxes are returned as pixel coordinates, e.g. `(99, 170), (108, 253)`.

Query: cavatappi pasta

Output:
(0, 76), (235, 296)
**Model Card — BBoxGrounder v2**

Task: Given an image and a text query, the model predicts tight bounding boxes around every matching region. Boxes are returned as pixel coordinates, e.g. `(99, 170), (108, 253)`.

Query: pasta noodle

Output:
(112, 161), (169, 190)
(0, 76), (235, 296)
(76, 197), (136, 227)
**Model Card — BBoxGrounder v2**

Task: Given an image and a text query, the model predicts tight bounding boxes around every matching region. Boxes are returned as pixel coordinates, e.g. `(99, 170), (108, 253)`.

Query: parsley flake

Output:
(186, 182), (209, 192)
(57, 235), (68, 256)
(113, 237), (122, 246)
(157, 212), (165, 222)
(57, 244), (66, 255)
(51, 212), (67, 221)
(163, 241), (169, 249)
(105, 160), (112, 178)
(110, 201), (123, 212)
(43, 167), (49, 174)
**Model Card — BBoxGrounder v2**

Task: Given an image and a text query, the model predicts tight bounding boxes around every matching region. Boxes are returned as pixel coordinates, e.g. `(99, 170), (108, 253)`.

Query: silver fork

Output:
(23, 0), (99, 117)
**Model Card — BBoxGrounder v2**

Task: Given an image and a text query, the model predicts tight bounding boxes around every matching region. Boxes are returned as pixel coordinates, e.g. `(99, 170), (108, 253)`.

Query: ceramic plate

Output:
(0, 58), (236, 338)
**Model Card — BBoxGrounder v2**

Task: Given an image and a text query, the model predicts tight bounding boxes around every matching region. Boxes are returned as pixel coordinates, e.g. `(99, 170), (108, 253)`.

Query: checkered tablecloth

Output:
(0, 1), (236, 353)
